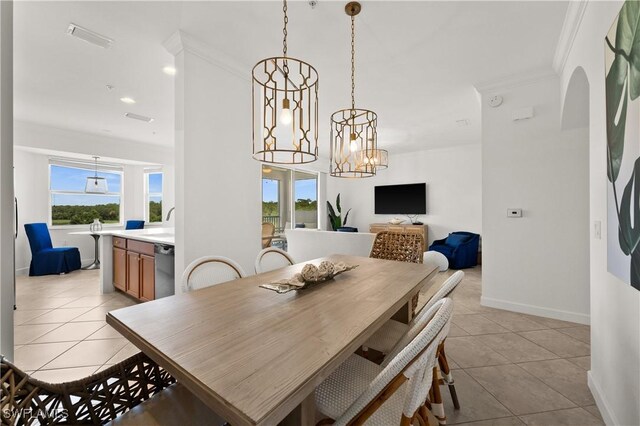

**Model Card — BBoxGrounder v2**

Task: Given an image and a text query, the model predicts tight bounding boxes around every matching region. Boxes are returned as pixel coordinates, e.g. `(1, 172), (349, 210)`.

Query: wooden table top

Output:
(107, 254), (437, 426)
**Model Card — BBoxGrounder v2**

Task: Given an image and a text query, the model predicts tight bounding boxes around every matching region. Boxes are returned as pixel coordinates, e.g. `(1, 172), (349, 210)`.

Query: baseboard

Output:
(480, 296), (590, 325)
(588, 371), (618, 426)
(15, 258), (94, 277)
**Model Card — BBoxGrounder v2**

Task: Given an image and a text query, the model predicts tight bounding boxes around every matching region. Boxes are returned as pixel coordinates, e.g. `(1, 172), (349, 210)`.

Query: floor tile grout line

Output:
(515, 329), (588, 359)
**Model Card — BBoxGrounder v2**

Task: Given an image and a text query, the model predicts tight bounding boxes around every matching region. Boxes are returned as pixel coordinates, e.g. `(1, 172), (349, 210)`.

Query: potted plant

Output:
(327, 194), (356, 232)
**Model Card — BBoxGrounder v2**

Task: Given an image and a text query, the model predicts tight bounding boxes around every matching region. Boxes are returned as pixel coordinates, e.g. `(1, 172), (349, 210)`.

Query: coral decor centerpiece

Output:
(259, 260), (358, 293)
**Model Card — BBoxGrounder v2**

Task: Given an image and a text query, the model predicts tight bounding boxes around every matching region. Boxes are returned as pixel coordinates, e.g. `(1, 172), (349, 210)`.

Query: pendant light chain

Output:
(350, 14), (356, 112)
(283, 0), (289, 75)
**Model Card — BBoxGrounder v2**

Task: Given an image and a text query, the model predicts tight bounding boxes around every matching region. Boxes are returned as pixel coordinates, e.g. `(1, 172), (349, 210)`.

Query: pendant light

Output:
(372, 148), (388, 170)
(330, 2), (377, 178)
(85, 156), (108, 194)
(252, 0), (319, 164)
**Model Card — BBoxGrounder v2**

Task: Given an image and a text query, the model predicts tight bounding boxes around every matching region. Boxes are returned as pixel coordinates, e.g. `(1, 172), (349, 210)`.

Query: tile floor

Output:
(13, 269), (140, 382)
(432, 267), (604, 425)
(12, 267), (604, 425)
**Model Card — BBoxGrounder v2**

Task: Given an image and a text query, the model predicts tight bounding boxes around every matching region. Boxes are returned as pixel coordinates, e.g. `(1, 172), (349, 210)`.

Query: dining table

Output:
(107, 254), (438, 426)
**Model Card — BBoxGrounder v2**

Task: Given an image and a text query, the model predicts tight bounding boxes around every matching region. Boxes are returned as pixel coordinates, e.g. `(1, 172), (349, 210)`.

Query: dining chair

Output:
(182, 256), (246, 292)
(0, 352), (176, 424)
(24, 223), (81, 276)
(364, 271), (465, 422)
(314, 298), (453, 426)
(370, 231), (425, 315)
(125, 220), (145, 230)
(262, 222), (276, 249)
(254, 247), (295, 274)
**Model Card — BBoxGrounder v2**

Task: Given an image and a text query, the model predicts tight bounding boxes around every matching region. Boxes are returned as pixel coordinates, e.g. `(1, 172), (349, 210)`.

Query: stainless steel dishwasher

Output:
(154, 244), (175, 299)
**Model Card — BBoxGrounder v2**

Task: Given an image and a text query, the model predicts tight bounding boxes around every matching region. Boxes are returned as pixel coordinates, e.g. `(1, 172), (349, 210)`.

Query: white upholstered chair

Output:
(314, 298), (453, 426)
(424, 251), (449, 272)
(363, 271), (465, 422)
(181, 256), (246, 292)
(254, 247), (295, 274)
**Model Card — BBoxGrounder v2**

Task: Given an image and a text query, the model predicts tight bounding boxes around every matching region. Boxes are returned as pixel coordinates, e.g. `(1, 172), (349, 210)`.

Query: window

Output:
(145, 171), (163, 223)
(261, 165), (319, 233)
(49, 160), (123, 226)
(294, 171), (318, 229)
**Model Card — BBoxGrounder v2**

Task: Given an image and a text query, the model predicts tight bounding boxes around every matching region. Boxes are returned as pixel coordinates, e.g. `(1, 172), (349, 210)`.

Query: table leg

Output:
(82, 234), (101, 270)
(280, 393), (316, 426)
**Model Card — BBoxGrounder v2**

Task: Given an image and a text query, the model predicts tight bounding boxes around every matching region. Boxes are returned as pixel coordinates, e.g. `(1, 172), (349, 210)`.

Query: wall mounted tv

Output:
(374, 183), (426, 215)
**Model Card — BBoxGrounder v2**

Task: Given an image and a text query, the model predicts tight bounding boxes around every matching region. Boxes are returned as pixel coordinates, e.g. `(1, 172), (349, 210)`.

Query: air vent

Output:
(67, 23), (113, 49)
(125, 112), (154, 123)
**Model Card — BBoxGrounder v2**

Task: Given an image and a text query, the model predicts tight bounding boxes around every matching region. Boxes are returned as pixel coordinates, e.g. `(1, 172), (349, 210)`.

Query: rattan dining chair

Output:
(314, 298), (453, 426)
(370, 231), (425, 315)
(254, 247), (295, 274)
(182, 256), (246, 292)
(364, 271), (465, 423)
(262, 222), (276, 249)
(0, 352), (175, 425)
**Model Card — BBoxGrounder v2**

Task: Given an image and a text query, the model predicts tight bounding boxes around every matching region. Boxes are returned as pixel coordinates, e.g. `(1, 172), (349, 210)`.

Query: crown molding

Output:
(553, 0), (588, 74)
(474, 68), (558, 94)
(163, 30), (249, 81)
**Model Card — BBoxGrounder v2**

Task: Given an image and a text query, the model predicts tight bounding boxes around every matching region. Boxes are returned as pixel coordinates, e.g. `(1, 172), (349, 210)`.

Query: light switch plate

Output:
(507, 208), (522, 218)
(594, 220), (602, 240)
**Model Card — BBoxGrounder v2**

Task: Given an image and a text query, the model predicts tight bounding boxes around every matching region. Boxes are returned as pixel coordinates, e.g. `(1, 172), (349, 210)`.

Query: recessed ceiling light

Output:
(163, 66), (177, 76)
(120, 97), (136, 104)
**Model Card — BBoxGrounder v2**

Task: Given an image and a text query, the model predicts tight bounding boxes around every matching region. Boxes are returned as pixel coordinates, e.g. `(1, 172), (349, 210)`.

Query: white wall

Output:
(326, 145), (482, 246)
(0, 0), (14, 359)
(170, 31), (261, 280)
(479, 75), (590, 324)
(13, 122), (175, 274)
(560, 2), (640, 424)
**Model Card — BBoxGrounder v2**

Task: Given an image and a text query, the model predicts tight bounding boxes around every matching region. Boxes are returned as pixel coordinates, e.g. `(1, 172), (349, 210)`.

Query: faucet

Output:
(166, 207), (175, 221)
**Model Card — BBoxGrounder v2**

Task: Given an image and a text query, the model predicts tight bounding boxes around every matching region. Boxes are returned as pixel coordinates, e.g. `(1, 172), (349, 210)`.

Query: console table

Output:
(369, 223), (428, 249)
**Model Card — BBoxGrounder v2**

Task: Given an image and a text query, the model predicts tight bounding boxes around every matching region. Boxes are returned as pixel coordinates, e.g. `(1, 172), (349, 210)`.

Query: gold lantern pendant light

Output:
(252, 0), (319, 164)
(330, 1), (377, 178)
(372, 148), (388, 170)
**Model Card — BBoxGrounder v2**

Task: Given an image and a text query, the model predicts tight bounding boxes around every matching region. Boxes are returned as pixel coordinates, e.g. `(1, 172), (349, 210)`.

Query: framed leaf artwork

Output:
(606, 1), (640, 290)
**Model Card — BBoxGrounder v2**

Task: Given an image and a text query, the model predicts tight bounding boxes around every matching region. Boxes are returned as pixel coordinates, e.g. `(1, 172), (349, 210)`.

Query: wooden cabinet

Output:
(113, 247), (127, 292)
(140, 254), (155, 301)
(113, 238), (156, 302)
(126, 252), (141, 298)
(369, 223), (429, 250)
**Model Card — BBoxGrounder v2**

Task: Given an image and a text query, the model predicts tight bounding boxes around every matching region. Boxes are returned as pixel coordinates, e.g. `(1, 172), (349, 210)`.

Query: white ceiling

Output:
(15, 1), (568, 155)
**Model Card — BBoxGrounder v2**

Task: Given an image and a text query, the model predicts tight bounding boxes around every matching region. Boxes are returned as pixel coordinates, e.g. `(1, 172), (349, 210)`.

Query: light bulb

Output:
(281, 98), (292, 125)
(349, 132), (358, 152)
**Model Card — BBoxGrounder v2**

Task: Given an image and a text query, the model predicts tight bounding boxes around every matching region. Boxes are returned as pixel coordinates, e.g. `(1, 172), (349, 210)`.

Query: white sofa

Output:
(285, 229), (376, 262)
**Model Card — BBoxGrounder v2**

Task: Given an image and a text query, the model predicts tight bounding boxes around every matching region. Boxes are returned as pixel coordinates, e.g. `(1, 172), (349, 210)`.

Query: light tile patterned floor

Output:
(12, 267), (604, 425)
(13, 269), (139, 382)
(428, 267), (604, 425)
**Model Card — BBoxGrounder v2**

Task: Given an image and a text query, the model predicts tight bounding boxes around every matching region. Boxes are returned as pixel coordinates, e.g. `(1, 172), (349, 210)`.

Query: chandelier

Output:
(84, 156), (108, 194)
(330, 2), (378, 178)
(252, 0), (319, 165)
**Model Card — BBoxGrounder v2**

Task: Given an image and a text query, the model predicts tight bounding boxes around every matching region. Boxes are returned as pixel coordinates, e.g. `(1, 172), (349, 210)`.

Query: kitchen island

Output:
(98, 228), (176, 301)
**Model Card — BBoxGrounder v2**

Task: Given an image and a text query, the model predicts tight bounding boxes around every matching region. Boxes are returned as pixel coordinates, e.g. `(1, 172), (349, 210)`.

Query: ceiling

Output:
(15, 1), (569, 156)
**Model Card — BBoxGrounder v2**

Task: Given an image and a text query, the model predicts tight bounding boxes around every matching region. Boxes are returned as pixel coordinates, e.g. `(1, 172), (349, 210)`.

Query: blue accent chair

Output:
(125, 220), (145, 230)
(429, 231), (480, 269)
(24, 223), (81, 276)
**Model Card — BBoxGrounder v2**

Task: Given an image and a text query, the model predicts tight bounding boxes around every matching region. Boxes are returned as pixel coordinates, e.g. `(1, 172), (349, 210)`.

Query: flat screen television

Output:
(374, 183), (426, 215)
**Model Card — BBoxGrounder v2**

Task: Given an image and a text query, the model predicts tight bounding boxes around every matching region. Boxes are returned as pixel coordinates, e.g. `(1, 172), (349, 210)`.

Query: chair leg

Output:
(438, 343), (460, 410)
(431, 367), (446, 425)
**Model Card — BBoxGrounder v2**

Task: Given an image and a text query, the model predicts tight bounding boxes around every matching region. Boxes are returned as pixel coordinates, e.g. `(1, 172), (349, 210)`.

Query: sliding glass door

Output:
(261, 166), (319, 245)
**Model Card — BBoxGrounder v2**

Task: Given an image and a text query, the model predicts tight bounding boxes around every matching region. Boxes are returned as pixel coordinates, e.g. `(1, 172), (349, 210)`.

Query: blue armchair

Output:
(125, 220), (145, 230)
(24, 223), (81, 276)
(429, 231), (480, 269)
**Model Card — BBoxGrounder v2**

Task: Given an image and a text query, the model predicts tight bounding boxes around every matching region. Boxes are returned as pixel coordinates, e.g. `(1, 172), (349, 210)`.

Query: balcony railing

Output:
(262, 215), (280, 230)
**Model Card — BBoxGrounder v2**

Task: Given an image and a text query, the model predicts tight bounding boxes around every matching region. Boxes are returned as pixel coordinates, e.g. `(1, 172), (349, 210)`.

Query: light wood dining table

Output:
(107, 254), (438, 426)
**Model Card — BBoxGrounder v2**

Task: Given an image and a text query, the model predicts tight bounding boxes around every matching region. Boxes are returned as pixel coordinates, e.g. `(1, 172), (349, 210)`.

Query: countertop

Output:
(91, 227), (175, 245)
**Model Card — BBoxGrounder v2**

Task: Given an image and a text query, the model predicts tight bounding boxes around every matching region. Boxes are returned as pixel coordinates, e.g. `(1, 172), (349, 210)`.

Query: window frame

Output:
(48, 160), (125, 229)
(144, 169), (164, 225)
